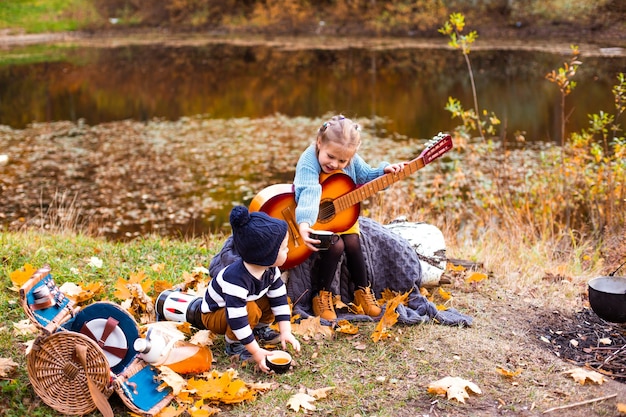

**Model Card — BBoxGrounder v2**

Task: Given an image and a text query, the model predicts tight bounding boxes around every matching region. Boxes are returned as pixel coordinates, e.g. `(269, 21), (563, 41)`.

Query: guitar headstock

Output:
(420, 132), (453, 165)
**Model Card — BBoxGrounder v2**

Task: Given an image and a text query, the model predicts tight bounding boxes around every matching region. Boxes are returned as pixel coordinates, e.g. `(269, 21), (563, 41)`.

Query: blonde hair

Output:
(317, 115), (361, 150)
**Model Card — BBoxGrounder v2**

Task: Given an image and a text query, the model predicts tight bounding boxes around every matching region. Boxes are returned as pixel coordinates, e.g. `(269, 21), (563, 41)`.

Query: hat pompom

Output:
(230, 205), (250, 228)
(229, 205), (288, 266)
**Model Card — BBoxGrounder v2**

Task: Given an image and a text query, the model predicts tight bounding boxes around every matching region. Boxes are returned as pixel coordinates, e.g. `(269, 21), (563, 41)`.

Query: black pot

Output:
(588, 276), (626, 323)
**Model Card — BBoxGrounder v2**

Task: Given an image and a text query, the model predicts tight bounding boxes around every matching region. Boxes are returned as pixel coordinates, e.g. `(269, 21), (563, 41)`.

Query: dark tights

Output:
(314, 233), (367, 293)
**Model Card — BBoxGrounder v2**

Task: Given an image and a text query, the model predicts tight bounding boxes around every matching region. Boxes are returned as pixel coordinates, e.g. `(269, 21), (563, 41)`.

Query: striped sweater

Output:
(201, 259), (291, 345)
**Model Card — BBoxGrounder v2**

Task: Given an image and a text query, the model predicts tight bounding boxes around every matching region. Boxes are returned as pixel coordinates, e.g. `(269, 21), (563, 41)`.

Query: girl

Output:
(294, 115), (406, 320)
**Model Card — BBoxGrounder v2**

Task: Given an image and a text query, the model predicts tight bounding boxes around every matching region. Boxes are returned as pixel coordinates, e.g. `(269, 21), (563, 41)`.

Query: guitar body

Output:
(249, 172), (360, 270)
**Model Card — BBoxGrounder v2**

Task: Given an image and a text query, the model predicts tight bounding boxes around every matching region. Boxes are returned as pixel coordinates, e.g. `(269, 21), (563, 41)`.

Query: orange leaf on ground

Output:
(496, 366), (522, 378)
(9, 264), (37, 288)
(336, 320), (359, 335)
(465, 272), (488, 283)
(371, 292), (409, 342)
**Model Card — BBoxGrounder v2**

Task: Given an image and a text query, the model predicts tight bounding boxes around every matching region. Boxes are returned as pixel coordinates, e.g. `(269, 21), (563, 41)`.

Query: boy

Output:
(199, 205), (300, 372)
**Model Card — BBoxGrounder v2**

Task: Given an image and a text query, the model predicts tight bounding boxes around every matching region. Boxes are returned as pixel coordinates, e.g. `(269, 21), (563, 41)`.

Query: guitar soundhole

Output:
(317, 200), (335, 224)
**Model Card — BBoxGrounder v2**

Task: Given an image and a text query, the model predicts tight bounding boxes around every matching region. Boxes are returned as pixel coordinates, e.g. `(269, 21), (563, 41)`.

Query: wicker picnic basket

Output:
(20, 265), (174, 416)
(27, 331), (114, 415)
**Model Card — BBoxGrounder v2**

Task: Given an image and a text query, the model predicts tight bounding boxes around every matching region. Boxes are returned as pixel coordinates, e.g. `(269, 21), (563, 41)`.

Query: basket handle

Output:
(75, 344), (114, 417)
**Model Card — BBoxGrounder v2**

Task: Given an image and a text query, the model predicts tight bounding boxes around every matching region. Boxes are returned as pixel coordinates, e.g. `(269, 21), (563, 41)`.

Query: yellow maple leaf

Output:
(380, 288), (398, 303)
(617, 402), (626, 413)
(371, 292), (408, 342)
(336, 320), (359, 335)
(427, 376), (482, 403)
(287, 392), (317, 412)
(438, 287), (452, 301)
(563, 367), (606, 385)
(9, 264), (37, 288)
(114, 270), (153, 300)
(465, 272), (488, 283)
(0, 357), (18, 377)
(187, 369), (257, 404)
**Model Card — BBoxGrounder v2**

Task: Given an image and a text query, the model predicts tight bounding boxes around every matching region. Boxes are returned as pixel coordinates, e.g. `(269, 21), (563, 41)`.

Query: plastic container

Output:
(134, 329), (212, 374)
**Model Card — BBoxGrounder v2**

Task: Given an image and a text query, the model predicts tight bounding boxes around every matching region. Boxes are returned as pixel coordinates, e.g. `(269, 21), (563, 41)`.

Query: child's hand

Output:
(281, 332), (301, 353)
(252, 348), (273, 373)
(299, 223), (319, 251)
(384, 162), (407, 174)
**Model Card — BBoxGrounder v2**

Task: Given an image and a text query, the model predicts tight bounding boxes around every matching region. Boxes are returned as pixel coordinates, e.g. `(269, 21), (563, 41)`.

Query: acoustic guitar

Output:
(249, 132), (453, 269)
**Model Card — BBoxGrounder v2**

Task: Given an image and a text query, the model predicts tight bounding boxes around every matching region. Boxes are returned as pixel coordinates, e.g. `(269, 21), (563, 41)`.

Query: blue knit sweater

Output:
(293, 144), (389, 226)
(201, 260), (291, 345)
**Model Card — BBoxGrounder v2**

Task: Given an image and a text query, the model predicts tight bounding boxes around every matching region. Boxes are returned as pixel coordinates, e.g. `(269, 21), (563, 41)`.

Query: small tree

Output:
(439, 12), (499, 141)
(545, 45), (581, 145)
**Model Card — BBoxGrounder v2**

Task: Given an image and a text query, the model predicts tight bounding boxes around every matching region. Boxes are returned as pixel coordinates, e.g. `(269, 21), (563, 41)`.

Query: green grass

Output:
(0, 0), (103, 33)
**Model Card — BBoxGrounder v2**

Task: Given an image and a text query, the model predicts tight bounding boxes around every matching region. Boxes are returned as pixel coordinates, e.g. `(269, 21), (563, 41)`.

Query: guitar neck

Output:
(331, 133), (452, 213)
(333, 156), (425, 213)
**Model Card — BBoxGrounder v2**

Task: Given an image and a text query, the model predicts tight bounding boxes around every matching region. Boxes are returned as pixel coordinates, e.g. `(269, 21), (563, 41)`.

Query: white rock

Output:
(385, 217), (447, 286)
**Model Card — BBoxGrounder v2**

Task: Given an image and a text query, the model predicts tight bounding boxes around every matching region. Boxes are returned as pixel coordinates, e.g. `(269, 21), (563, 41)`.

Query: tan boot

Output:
(353, 287), (382, 317)
(312, 290), (337, 321)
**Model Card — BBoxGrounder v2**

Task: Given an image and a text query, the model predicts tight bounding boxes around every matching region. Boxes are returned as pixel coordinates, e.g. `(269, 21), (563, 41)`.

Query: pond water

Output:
(1, 41), (625, 142)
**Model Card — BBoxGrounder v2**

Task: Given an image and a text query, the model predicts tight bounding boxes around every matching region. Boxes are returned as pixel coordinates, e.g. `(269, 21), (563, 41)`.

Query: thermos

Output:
(133, 327), (212, 374)
(156, 290), (205, 329)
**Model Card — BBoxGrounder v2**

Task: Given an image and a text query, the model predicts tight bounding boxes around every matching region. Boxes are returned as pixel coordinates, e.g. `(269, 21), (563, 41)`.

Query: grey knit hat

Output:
(230, 206), (288, 266)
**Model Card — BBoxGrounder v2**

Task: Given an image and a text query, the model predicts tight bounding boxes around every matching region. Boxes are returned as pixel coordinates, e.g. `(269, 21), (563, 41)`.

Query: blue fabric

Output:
(119, 365), (171, 412)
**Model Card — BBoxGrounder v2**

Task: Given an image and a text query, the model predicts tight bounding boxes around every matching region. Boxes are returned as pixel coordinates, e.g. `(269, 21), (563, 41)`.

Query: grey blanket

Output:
(209, 217), (472, 327)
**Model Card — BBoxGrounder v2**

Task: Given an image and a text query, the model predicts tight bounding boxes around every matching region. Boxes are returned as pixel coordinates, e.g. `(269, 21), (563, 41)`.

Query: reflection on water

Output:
(1, 43), (624, 142)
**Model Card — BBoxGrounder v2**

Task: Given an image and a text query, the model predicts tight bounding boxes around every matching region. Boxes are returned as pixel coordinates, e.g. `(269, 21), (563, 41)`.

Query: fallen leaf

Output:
(617, 402), (626, 413)
(465, 272), (488, 283)
(292, 316), (334, 340)
(563, 367), (606, 385)
(287, 392), (317, 412)
(186, 369), (258, 404)
(87, 256), (103, 268)
(307, 387), (334, 399)
(336, 320), (359, 335)
(12, 319), (38, 336)
(438, 287), (452, 301)
(371, 291), (409, 342)
(9, 264), (37, 288)
(447, 263), (466, 272)
(427, 376), (482, 403)
(157, 366), (187, 396)
(151, 263), (166, 272)
(0, 357), (18, 377)
(496, 366), (522, 378)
